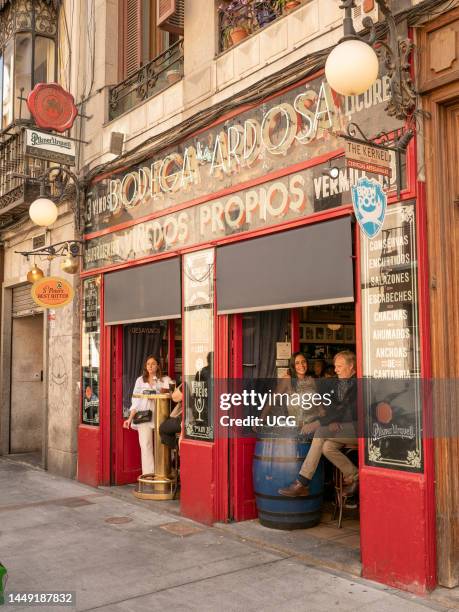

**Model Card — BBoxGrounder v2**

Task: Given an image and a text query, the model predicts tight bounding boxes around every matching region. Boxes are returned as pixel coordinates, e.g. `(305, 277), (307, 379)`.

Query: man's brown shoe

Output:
(278, 480), (310, 497)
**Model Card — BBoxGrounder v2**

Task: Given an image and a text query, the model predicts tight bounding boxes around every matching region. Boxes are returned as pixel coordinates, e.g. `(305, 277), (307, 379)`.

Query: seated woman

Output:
(263, 352), (321, 429)
(159, 384), (183, 449)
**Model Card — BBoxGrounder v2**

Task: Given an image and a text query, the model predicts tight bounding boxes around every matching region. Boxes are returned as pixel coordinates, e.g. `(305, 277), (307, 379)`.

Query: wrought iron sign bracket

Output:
(9, 166), (86, 232)
(15, 240), (85, 261)
(343, 122), (414, 199)
(339, 0), (417, 120)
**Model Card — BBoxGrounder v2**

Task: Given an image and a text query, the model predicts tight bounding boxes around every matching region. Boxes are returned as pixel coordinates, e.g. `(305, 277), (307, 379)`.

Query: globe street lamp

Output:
(325, 0), (379, 97)
(29, 197), (58, 227)
(325, 0), (417, 120)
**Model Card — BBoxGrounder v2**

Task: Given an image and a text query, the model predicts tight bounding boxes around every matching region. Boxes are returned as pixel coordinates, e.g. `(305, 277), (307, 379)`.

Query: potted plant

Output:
(219, 0), (254, 48)
(256, 1), (277, 27)
(166, 68), (182, 85)
(284, 0), (301, 11)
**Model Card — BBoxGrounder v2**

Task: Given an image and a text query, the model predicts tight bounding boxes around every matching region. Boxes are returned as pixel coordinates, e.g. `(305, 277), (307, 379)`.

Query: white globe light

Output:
(325, 39), (379, 96)
(29, 198), (58, 227)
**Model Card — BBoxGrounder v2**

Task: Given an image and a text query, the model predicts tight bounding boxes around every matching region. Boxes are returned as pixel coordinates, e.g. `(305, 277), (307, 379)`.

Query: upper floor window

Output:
(218, 0), (304, 53)
(110, 0), (184, 120)
(0, 0), (58, 130)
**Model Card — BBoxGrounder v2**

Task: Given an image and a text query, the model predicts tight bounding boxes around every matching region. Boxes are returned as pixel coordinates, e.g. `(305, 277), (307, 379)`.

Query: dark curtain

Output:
(122, 322), (166, 414)
(243, 309), (290, 379)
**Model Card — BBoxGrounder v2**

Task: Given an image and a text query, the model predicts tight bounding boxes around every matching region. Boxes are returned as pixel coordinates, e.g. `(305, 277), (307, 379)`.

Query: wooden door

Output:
(229, 314), (257, 521)
(112, 325), (142, 484)
(424, 90), (459, 588)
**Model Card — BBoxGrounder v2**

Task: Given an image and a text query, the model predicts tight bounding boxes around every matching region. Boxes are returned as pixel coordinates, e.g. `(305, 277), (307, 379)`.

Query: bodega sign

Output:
(31, 277), (74, 309)
(85, 68), (403, 234)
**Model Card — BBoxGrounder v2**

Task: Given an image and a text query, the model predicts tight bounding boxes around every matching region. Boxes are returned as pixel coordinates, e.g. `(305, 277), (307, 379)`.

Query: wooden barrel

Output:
(253, 435), (324, 530)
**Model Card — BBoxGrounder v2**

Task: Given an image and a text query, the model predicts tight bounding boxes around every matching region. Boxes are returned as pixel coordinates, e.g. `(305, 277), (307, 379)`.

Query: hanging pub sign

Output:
(31, 276), (74, 309)
(84, 64), (404, 235)
(344, 139), (392, 177)
(27, 83), (78, 133)
(352, 176), (387, 239)
(25, 128), (76, 166)
(360, 201), (423, 472)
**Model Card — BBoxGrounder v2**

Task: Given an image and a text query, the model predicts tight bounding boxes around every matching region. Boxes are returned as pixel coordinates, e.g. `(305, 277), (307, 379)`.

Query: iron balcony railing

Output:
(218, 0), (304, 52)
(109, 39), (184, 121)
(0, 128), (52, 227)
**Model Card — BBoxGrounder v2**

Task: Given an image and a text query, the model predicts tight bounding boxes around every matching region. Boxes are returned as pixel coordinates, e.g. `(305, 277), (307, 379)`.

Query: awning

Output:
(216, 217), (354, 314)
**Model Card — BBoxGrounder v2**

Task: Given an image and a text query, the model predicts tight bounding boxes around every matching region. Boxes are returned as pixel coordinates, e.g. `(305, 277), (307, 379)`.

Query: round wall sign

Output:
(27, 83), (78, 133)
(31, 276), (74, 309)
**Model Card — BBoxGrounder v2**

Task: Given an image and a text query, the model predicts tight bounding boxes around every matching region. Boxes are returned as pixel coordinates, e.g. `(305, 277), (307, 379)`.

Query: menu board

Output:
(183, 249), (214, 441)
(361, 202), (423, 472)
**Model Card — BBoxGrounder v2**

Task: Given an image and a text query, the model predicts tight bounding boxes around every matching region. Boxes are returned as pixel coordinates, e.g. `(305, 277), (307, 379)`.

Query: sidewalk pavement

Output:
(0, 457), (455, 612)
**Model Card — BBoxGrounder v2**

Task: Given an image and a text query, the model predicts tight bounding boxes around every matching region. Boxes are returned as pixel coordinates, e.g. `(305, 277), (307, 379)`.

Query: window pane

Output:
(2, 40), (14, 128)
(34, 36), (55, 85)
(15, 33), (32, 121)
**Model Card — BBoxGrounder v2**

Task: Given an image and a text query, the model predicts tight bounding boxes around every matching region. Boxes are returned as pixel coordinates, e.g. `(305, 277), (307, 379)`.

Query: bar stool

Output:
(332, 445), (359, 528)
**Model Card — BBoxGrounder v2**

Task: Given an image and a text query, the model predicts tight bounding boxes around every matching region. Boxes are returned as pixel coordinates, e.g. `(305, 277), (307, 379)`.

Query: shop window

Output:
(110, 0), (183, 120)
(0, 0), (57, 130)
(218, 0), (305, 53)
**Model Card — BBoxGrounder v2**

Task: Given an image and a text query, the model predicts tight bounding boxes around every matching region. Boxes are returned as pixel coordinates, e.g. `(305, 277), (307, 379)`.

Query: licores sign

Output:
(31, 277), (74, 308)
(85, 71), (401, 234)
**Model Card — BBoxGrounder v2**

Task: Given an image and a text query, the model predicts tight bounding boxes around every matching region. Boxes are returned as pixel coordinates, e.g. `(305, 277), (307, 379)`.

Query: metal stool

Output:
(332, 445), (359, 528)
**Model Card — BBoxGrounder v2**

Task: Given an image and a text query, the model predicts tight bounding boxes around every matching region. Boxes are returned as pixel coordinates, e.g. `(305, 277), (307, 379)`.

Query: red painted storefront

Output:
(77, 70), (436, 594)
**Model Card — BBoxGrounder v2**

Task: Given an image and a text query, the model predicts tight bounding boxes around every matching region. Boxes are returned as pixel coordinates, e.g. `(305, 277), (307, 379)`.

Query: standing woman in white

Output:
(123, 356), (171, 474)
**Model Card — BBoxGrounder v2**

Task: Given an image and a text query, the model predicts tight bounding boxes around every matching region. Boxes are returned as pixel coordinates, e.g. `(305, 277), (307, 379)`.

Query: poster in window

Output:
(361, 201), (422, 472)
(183, 249), (214, 441)
(82, 277), (100, 425)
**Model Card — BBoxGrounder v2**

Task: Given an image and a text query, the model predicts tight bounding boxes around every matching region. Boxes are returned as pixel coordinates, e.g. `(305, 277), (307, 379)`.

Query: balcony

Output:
(109, 39), (184, 121)
(218, 0), (305, 53)
(0, 127), (51, 230)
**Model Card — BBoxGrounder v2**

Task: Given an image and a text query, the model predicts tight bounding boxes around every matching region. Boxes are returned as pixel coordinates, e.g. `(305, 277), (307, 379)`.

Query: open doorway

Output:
(111, 318), (182, 485)
(230, 303), (359, 546)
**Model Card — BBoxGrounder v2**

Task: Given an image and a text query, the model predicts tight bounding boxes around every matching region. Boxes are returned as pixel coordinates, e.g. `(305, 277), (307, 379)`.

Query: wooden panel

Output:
(125, 0), (142, 77)
(157, 0), (175, 25)
(418, 8), (459, 93)
(423, 83), (459, 587)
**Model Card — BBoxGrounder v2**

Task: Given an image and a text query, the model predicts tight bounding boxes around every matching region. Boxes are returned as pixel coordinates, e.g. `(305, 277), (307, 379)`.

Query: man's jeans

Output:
(299, 423), (358, 482)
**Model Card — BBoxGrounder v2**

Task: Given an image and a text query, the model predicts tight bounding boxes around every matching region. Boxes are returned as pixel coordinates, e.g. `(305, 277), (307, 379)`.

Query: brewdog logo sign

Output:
(352, 177), (387, 239)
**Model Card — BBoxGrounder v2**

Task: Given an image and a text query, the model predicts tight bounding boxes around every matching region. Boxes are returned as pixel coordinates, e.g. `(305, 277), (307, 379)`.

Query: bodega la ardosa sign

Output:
(31, 276), (74, 309)
(85, 68), (404, 236)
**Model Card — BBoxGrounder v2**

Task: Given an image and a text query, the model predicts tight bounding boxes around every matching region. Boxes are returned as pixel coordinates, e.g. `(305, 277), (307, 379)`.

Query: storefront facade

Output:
(78, 65), (435, 593)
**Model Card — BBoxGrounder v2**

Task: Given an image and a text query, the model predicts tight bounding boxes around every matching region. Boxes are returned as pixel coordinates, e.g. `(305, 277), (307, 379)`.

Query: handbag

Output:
(132, 409), (152, 424)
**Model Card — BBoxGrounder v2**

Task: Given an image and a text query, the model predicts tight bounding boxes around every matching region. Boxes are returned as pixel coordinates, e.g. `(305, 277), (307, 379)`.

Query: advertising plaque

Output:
(361, 201), (423, 472)
(31, 277), (74, 309)
(25, 129), (76, 166)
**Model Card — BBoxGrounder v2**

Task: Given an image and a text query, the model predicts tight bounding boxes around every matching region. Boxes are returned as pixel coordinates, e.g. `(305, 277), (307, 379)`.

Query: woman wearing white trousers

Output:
(123, 356), (171, 474)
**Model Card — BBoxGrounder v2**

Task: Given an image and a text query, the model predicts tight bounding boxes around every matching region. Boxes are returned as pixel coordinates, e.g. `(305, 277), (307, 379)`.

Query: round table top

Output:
(132, 393), (171, 400)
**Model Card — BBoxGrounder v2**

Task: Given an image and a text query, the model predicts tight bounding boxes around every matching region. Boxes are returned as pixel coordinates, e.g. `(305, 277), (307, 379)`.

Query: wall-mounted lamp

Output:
(322, 160), (340, 179)
(29, 197), (58, 228)
(325, 0), (416, 120)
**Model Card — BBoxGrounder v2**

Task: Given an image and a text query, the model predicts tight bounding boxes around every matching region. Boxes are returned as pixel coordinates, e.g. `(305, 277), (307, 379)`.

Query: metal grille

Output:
(109, 38), (183, 120)
(12, 284), (42, 318)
